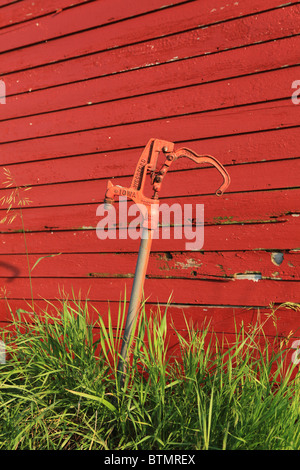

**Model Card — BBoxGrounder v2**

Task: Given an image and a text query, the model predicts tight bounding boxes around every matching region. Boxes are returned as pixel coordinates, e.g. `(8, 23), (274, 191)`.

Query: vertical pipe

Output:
(117, 227), (153, 388)
(0, 340), (5, 364)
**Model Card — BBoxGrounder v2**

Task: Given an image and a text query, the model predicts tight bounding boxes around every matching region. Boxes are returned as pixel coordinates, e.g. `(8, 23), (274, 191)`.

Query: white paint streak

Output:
(234, 273), (262, 282)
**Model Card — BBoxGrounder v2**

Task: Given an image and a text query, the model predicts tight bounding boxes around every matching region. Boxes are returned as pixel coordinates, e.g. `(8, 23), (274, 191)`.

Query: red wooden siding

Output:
(0, 0), (299, 356)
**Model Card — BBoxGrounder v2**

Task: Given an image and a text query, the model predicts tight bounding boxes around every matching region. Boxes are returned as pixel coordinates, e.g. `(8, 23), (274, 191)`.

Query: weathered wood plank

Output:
(0, 188), (297, 230)
(0, 0), (183, 32)
(1, 66), (298, 137)
(0, 159), (299, 210)
(1, 63), (297, 120)
(0, 275), (298, 307)
(0, 0), (290, 46)
(1, 4), (299, 74)
(0, 214), (298, 253)
(5, 34), (300, 97)
(0, 99), (298, 163)
(0, 127), (298, 185)
(0, 251), (297, 280)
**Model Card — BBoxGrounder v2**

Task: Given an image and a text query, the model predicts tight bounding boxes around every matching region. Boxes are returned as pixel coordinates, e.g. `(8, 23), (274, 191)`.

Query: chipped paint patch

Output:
(271, 272), (282, 280)
(234, 272), (262, 282)
(175, 258), (203, 269)
(271, 252), (284, 266)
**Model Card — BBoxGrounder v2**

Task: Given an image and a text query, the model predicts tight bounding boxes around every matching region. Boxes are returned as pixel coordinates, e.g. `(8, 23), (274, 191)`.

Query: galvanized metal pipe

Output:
(117, 227), (153, 388)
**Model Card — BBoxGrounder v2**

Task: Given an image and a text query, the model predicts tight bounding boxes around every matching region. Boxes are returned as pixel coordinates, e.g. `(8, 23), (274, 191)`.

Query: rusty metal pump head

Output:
(104, 138), (231, 227)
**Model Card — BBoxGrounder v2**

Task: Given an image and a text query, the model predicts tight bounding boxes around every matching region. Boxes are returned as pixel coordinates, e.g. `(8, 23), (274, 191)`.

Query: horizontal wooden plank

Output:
(0, 275), (299, 307)
(0, 299), (296, 332)
(0, 251), (297, 280)
(0, 0), (177, 33)
(0, 0), (204, 52)
(0, 0), (291, 51)
(0, 0), (91, 30)
(2, 62), (298, 121)
(0, 159), (299, 209)
(144, 251), (300, 281)
(0, 215), (298, 254)
(5, 31), (300, 97)
(1, 66), (298, 138)
(1, 128), (299, 185)
(0, 0), (242, 51)
(1, 4), (299, 75)
(0, 189), (298, 231)
(0, 300), (265, 329)
(0, 99), (298, 163)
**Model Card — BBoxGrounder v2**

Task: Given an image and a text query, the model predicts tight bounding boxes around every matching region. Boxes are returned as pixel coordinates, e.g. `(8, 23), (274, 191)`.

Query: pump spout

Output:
(104, 180), (116, 209)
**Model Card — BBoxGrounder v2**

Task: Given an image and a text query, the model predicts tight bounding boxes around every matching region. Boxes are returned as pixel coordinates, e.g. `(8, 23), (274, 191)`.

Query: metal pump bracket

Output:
(103, 138), (231, 389)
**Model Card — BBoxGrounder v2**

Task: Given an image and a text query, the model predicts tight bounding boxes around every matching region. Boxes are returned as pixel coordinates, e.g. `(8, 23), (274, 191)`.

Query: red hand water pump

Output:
(104, 138), (231, 386)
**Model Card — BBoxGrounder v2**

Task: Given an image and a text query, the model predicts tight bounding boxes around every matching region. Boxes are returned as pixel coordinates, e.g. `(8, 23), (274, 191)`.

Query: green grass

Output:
(1, 298), (300, 450)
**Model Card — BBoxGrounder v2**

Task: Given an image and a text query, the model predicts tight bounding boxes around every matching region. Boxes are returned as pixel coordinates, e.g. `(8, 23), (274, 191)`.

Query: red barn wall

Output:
(0, 0), (299, 346)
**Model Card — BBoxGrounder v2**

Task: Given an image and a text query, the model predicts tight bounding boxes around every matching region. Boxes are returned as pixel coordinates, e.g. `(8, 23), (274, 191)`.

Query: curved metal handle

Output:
(153, 147), (231, 196)
(174, 148), (230, 196)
